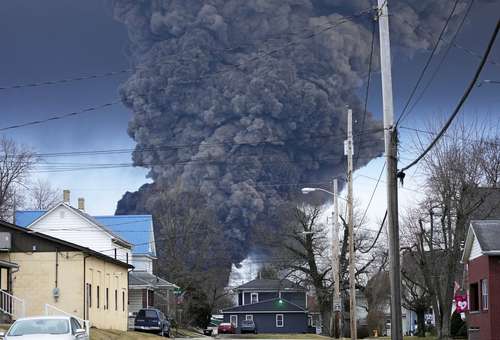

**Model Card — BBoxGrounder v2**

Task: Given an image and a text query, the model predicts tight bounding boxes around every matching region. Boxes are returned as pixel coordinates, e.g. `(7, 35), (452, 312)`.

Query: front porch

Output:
(0, 259), (24, 321)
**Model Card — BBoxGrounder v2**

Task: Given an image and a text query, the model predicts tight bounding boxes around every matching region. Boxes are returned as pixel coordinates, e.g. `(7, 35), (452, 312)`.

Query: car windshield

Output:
(8, 318), (69, 336)
(242, 320), (254, 326)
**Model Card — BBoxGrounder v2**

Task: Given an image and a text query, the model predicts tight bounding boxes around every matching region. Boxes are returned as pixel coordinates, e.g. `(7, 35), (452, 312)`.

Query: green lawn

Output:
(219, 334), (330, 339)
(91, 328), (204, 339)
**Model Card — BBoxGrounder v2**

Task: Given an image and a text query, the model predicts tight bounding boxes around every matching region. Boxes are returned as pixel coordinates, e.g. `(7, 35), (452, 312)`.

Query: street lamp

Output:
(301, 183), (343, 338)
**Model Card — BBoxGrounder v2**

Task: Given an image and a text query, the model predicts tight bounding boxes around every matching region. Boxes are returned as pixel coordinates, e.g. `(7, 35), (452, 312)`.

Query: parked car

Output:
(217, 322), (236, 334)
(134, 308), (170, 337)
(0, 316), (88, 340)
(240, 320), (257, 334)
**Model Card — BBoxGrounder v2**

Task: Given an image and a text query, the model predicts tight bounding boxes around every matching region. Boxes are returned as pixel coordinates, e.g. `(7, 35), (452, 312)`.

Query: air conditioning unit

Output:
(0, 233), (11, 251)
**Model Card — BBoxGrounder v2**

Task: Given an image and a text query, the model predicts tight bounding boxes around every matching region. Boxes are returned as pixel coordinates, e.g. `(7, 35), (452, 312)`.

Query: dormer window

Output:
(250, 292), (259, 304)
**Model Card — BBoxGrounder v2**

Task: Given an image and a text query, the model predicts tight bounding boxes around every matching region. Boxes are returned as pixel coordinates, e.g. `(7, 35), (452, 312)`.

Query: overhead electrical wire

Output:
(399, 19), (500, 174)
(0, 7), (375, 93)
(354, 14), (377, 170)
(403, 0), (477, 119)
(395, 0), (462, 126)
(0, 100), (120, 132)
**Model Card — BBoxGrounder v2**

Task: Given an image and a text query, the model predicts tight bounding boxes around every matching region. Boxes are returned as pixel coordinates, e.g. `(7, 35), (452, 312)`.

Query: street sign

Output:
(333, 298), (342, 312)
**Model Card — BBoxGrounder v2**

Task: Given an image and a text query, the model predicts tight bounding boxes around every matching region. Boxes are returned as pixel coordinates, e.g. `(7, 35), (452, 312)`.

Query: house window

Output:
(122, 291), (126, 312)
(105, 288), (109, 310)
(481, 279), (488, 310)
(469, 282), (479, 311)
(250, 293), (259, 304)
(230, 315), (238, 327)
(97, 286), (100, 309)
(115, 289), (118, 311)
(87, 284), (92, 309)
(245, 315), (253, 321)
(276, 314), (284, 328)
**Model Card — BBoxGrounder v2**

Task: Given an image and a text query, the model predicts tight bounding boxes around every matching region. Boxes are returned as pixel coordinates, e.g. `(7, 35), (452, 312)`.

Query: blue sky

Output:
(1, 0), (499, 223)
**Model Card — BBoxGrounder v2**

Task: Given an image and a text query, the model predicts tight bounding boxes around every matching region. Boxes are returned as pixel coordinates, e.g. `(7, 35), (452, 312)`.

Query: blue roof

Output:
(94, 215), (155, 256)
(15, 211), (45, 227)
(14, 210), (155, 256)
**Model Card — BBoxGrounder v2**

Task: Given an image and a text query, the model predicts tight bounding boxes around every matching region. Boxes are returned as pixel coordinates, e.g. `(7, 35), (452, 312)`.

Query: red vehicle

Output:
(217, 322), (236, 334)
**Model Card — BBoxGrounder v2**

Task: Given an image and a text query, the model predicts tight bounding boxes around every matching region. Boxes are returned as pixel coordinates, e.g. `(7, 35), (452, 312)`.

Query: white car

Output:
(0, 316), (89, 340)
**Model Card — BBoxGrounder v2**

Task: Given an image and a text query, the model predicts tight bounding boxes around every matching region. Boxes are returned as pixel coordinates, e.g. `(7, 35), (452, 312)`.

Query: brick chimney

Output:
(63, 190), (70, 204)
(78, 198), (85, 211)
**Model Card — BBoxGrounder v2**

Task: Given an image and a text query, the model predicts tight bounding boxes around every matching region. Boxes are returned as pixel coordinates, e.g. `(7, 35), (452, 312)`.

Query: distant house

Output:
(15, 196), (132, 263)
(15, 191), (178, 325)
(462, 219), (500, 340)
(221, 279), (309, 333)
(0, 219), (132, 331)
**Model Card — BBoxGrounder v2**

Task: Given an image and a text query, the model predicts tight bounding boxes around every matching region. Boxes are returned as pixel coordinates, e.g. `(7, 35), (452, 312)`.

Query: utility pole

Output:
(377, 0), (403, 339)
(331, 179), (341, 338)
(346, 108), (356, 340)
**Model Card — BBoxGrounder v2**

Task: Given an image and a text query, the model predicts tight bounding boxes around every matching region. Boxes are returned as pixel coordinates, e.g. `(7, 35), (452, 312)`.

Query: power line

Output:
(403, 0), (477, 120)
(395, 0), (462, 126)
(30, 154), (385, 174)
(358, 210), (387, 254)
(0, 100), (120, 132)
(4, 128), (383, 159)
(165, 9), (374, 87)
(0, 8), (374, 93)
(399, 126), (500, 145)
(0, 70), (130, 92)
(354, 14), (377, 169)
(399, 19), (500, 174)
(359, 161), (386, 226)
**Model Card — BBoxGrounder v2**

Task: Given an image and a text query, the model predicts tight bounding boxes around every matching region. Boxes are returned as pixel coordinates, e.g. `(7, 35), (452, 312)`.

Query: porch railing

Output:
(44, 303), (90, 335)
(0, 290), (25, 320)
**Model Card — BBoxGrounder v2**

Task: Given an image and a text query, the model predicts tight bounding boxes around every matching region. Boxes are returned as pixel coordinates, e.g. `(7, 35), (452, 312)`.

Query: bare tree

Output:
(27, 178), (59, 210)
(401, 121), (499, 339)
(0, 136), (36, 220)
(148, 188), (231, 327)
(259, 201), (386, 336)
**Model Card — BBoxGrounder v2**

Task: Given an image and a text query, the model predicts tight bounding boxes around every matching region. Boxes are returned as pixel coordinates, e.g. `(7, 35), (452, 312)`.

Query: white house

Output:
(22, 194), (132, 264)
(15, 190), (178, 326)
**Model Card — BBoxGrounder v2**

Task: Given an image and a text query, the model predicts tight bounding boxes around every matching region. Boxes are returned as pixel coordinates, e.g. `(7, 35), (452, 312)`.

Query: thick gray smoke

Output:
(112, 0), (475, 262)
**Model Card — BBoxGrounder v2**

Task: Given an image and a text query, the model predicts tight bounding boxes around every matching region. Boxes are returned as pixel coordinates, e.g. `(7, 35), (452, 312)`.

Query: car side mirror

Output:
(75, 328), (87, 338)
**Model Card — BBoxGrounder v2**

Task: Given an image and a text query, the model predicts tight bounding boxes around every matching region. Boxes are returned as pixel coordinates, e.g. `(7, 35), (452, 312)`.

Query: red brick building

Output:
(462, 220), (500, 340)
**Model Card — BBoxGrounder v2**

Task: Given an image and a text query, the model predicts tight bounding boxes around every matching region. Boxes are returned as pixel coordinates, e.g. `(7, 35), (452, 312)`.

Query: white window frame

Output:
(230, 315), (238, 327)
(250, 292), (259, 304)
(481, 279), (489, 310)
(276, 314), (284, 328)
(245, 314), (253, 321)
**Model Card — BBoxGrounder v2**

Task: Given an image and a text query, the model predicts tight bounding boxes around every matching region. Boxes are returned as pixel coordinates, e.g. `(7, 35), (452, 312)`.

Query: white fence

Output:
(44, 303), (90, 335)
(0, 290), (25, 320)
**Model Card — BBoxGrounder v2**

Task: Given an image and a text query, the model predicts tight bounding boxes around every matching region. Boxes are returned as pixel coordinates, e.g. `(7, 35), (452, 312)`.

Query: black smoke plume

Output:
(113, 0), (475, 263)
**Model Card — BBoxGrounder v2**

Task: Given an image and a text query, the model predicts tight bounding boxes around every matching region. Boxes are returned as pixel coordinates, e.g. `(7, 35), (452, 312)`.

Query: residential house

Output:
(15, 192), (178, 325)
(221, 279), (309, 333)
(0, 219), (131, 330)
(462, 219), (500, 340)
(90, 215), (178, 326)
(15, 194), (132, 263)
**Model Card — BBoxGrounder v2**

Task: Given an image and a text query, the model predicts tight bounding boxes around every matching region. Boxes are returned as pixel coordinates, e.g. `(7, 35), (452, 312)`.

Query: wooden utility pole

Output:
(377, 0), (403, 339)
(332, 179), (341, 338)
(346, 108), (356, 339)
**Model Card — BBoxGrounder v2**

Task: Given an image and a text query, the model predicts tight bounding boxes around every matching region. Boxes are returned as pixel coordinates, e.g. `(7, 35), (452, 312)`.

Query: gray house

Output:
(222, 279), (309, 333)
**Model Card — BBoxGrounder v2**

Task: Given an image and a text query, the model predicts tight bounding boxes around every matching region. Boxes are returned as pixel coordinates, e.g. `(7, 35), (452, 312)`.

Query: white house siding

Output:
(128, 289), (143, 315)
(469, 235), (483, 261)
(29, 205), (131, 263)
(132, 255), (153, 274)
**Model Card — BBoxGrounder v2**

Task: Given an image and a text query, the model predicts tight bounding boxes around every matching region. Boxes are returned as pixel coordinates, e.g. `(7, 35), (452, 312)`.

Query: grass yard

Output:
(91, 329), (162, 339)
(91, 328), (204, 339)
(218, 334), (330, 339)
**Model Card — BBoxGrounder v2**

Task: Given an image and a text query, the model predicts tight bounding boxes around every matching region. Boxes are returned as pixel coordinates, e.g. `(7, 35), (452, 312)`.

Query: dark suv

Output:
(134, 308), (170, 337)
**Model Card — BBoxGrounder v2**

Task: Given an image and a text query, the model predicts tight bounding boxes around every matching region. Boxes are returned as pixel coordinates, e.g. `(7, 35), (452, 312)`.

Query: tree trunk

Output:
(439, 307), (452, 340)
(416, 309), (426, 337)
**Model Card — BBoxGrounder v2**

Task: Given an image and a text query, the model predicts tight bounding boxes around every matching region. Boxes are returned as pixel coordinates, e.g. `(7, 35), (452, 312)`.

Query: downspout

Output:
(83, 254), (91, 320)
(55, 249), (59, 289)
